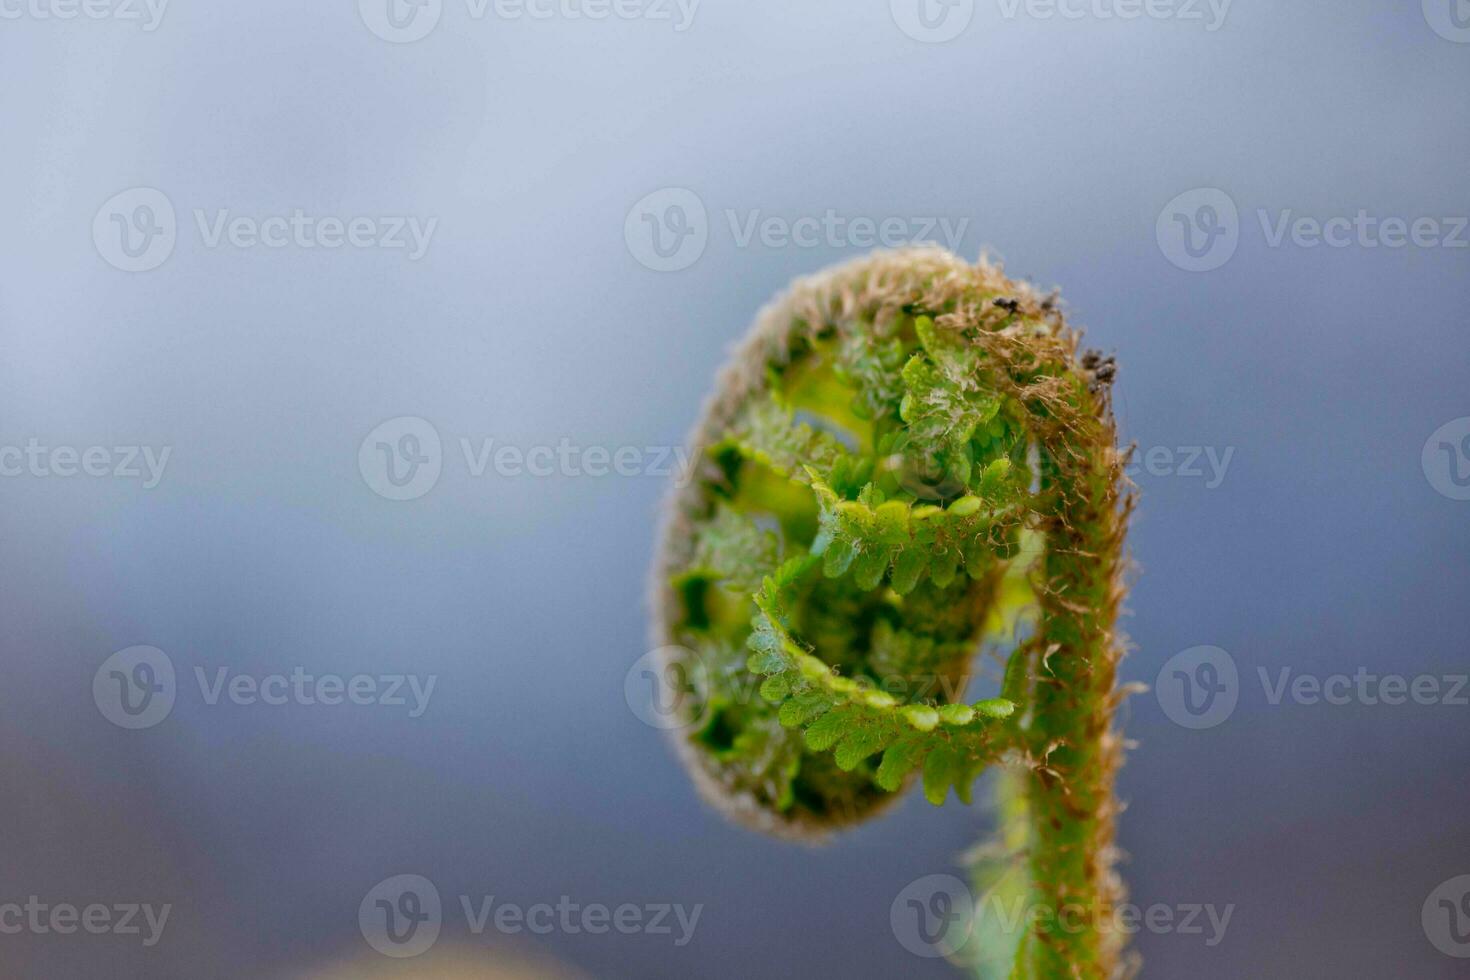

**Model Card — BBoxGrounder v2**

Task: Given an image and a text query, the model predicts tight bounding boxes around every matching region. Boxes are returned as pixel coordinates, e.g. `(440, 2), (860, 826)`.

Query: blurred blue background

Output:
(1, 1), (1467, 977)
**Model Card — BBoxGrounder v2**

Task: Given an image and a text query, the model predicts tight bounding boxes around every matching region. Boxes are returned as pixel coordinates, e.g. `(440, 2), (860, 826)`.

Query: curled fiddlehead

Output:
(650, 248), (1133, 977)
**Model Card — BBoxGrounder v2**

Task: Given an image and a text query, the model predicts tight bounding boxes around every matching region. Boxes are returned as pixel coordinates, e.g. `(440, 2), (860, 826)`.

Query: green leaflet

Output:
(690, 505), (779, 594)
(805, 468), (1025, 598)
(745, 572), (1017, 806)
(712, 397), (846, 480)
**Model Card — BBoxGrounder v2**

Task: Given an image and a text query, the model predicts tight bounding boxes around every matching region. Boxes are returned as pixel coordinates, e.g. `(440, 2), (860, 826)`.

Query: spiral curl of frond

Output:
(652, 248), (1132, 978)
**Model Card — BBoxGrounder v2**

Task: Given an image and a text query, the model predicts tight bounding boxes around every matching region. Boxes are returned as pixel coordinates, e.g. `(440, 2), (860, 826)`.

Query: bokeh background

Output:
(1, 1), (1467, 977)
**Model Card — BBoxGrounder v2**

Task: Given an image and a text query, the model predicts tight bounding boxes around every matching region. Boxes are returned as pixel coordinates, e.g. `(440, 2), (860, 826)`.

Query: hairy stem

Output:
(1024, 392), (1129, 976)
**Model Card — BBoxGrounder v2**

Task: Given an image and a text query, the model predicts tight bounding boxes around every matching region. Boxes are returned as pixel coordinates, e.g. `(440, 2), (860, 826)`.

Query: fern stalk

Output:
(651, 248), (1132, 978)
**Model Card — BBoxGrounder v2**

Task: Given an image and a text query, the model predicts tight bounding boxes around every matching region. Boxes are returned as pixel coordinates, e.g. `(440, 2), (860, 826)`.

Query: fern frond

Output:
(651, 248), (1132, 978)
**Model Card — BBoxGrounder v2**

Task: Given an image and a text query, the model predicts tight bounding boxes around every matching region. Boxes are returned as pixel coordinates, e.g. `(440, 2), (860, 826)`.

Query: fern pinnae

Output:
(650, 247), (1133, 978)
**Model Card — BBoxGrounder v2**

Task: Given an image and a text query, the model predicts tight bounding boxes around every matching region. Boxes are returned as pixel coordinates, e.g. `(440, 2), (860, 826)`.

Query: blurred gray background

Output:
(1, 1), (1467, 977)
